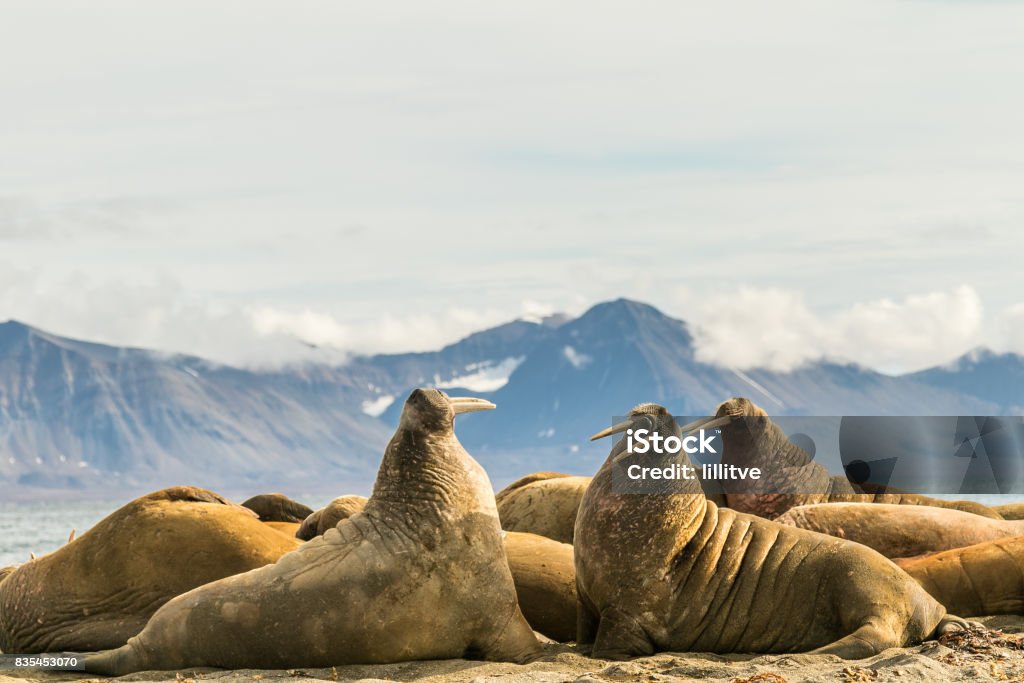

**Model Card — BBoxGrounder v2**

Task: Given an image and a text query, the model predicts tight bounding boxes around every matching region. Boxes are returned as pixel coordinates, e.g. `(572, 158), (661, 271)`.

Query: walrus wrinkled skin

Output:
(85, 389), (541, 674)
(502, 531), (576, 642)
(993, 503), (1024, 520)
(894, 537), (1024, 617)
(496, 472), (590, 543)
(714, 397), (1001, 520)
(291, 500), (575, 642)
(241, 493), (314, 523)
(775, 503), (1024, 559)
(296, 495), (369, 541)
(0, 487), (301, 654)
(575, 403), (965, 660)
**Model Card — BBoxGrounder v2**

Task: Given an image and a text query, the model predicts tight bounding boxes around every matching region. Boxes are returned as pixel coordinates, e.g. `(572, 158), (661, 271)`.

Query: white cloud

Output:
(689, 286), (984, 373)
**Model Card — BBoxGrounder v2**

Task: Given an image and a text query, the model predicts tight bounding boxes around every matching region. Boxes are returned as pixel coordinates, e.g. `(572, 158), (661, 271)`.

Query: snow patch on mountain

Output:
(435, 356), (524, 392)
(563, 346), (591, 369)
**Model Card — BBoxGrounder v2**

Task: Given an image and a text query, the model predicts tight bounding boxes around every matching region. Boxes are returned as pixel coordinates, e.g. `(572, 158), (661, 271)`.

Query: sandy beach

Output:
(1, 616), (1022, 683)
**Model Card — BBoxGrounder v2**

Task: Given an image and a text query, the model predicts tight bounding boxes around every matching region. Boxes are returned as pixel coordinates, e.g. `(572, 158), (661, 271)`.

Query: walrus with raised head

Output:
(241, 493), (315, 523)
(0, 487), (301, 654)
(713, 397), (1001, 519)
(496, 472), (590, 543)
(575, 403), (969, 660)
(894, 536), (1024, 617)
(274, 485), (576, 641)
(84, 389), (541, 674)
(296, 495), (369, 541)
(775, 502), (1024, 558)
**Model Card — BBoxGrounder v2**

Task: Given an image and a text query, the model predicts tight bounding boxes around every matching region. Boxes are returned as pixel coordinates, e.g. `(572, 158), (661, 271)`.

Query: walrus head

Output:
(398, 388), (496, 433)
(715, 397), (769, 418)
(590, 402), (731, 463)
(370, 388), (497, 511)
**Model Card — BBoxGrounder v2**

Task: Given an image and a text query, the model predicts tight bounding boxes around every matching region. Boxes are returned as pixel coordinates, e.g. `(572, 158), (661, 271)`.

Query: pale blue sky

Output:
(1, 1), (1022, 372)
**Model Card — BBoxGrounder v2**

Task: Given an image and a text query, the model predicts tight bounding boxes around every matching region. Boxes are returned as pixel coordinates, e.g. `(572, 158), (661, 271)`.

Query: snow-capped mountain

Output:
(0, 300), (1006, 498)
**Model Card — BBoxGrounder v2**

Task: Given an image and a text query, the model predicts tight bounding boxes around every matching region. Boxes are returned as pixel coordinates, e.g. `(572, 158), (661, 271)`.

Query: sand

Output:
(3, 616), (1024, 683)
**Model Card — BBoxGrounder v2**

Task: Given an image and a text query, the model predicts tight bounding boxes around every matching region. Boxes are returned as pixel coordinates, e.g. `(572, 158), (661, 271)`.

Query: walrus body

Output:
(296, 495), (369, 541)
(714, 397), (1001, 520)
(0, 487), (301, 654)
(502, 531), (576, 642)
(895, 537), (1024, 617)
(775, 503), (1024, 558)
(496, 472), (590, 543)
(994, 503), (1024, 520)
(85, 390), (540, 674)
(292, 502), (575, 642)
(241, 493), (314, 523)
(575, 404), (961, 660)
(263, 521), (302, 537)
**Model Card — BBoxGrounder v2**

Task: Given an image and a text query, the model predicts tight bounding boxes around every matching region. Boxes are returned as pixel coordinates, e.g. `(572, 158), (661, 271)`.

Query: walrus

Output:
(893, 537), (1024, 617)
(0, 487), (301, 654)
(502, 531), (576, 642)
(263, 521), (302, 537)
(775, 502), (1024, 558)
(241, 493), (314, 523)
(296, 495), (369, 541)
(286, 496), (575, 642)
(496, 472), (590, 543)
(575, 403), (969, 660)
(84, 389), (542, 674)
(712, 397), (1001, 519)
(993, 502), (1024, 520)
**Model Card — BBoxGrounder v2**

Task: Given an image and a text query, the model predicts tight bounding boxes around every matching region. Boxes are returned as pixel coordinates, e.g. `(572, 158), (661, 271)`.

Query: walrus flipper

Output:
(591, 607), (656, 660)
(808, 620), (900, 659)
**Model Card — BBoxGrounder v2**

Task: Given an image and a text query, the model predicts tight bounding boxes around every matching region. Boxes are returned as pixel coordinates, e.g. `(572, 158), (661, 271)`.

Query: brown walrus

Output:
(241, 493), (314, 523)
(502, 531), (576, 643)
(496, 472), (590, 543)
(712, 397), (1001, 520)
(296, 495), (369, 541)
(575, 403), (969, 660)
(85, 390), (541, 674)
(775, 503), (1024, 558)
(894, 536), (1024, 617)
(0, 487), (301, 654)
(993, 503), (1024, 520)
(290, 499), (575, 642)
(263, 521), (302, 537)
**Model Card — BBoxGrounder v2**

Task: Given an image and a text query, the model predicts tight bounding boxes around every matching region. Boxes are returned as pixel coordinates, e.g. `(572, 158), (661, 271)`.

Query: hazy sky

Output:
(2, 1), (1023, 372)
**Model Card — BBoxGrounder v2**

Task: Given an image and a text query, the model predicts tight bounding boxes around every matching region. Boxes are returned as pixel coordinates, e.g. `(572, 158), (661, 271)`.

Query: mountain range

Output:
(1, 298), (1021, 500)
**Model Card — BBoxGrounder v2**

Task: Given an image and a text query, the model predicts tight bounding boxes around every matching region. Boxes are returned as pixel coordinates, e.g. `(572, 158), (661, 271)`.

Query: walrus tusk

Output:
(449, 397), (496, 414)
(30, 552), (36, 560)
(591, 414), (732, 442)
(590, 417), (642, 442)
(68, 529), (76, 544)
(678, 415), (732, 435)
